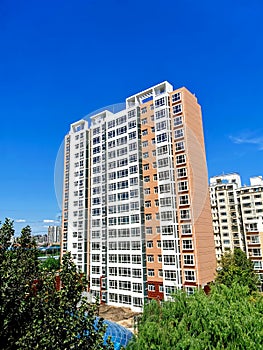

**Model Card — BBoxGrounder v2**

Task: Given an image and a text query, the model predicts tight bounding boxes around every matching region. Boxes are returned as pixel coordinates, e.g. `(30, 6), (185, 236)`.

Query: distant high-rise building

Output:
(47, 226), (61, 245)
(62, 81), (216, 310)
(210, 174), (263, 288)
(210, 173), (245, 260)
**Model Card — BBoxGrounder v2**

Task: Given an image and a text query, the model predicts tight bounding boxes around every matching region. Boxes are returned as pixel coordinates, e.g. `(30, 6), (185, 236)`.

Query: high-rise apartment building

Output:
(237, 176), (263, 284)
(210, 174), (244, 260)
(210, 174), (263, 287)
(62, 81), (216, 310)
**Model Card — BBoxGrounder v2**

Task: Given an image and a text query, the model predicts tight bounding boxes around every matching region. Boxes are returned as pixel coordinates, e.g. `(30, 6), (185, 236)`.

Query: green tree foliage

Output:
(128, 285), (263, 350)
(40, 256), (60, 271)
(0, 218), (114, 350)
(215, 248), (259, 292)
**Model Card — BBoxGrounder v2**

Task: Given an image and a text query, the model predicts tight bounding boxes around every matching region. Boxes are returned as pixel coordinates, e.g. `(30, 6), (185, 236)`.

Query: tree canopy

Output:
(215, 248), (259, 292)
(0, 218), (114, 350)
(128, 284), (263, 350)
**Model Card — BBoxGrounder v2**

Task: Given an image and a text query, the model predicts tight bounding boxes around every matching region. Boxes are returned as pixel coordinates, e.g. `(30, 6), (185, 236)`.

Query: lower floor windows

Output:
(184, 270), (196, 281)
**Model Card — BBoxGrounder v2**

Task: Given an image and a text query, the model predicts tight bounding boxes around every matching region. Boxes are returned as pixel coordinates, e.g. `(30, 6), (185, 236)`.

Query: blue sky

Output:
(0, 0), (263, 235)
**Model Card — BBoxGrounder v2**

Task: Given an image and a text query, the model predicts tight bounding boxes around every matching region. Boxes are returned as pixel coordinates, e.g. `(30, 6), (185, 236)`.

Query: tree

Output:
(128, 284), (263, 349)
(0, 219), (114, 350)
(215, 248), (259, 292)
(40, 256), (60, 271)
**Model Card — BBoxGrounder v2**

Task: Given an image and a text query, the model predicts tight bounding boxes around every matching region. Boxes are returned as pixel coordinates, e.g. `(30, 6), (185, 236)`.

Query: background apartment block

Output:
(210, 174), (263, 286)
(210, 174), (244, 260)
(62, 81), (216, 310)
(47, 225), (61, 245)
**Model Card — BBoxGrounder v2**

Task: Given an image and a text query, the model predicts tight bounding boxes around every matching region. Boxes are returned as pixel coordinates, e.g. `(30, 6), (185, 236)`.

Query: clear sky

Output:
(0, 0), (263, 235)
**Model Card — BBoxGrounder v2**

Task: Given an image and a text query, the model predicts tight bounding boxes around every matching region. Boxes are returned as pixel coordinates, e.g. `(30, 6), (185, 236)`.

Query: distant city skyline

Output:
(1, 0), (263, 235)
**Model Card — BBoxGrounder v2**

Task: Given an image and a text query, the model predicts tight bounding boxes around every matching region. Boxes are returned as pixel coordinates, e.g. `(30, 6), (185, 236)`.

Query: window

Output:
(183, 254), (194, 265)
(131, 214), (139, 223)
(143, 152), (149, 158)
(163, 240), (174, 250)
(129, 131), (136, 140)
(184, 270), (196, 281)
(128, 120), (136, 129)
(119, 267), (131, 277)
(130, 177), (138, 186)
(109, 242), (117, 250)
(181, 224), (192, 234)
(133, 283), (142, 293)
(132, 255), (141, 264)
(145, 201), (151, 207)
(128, 109), (135, 118)
(156, 133), (167, 143)
(251, 235), (260, 244)
(173, 104), (182, 114)
(147, 255), (154, 262)
(172, 93), (181, 102)
(180, 209), (191, 220)
(143, 164), (149, 170)
(252, 259), (262, 270)
(178, 181), (188, 192)
(132, 269), (142, 278)
(159, 171), (170, 181)
(119, 254), (131, 264)
(108, 120), (115, 129)
(130, 165), (138, 174)
(183, 239), (193, 250)
(158, 158), (169, 168)
(146, 227), (152, 234)
(142, 129), (148, 136)
(141, 118), (147, 124)
(148, 269), (155, 277)
(130, 201), (139, 210)
(142, 140), (148, 147)
(147, 241), (153, 248)
(131, 241), (141, 250)
(177, 168), (187, 178)
(162, 225), (173, 235)
(174, 116), (183, 126)
(155, 108), (166, 119)
(118, 228), (129, 237)
(118, 241), (130, 250)
(174, 129), (184, 139)
(117, 147), (128, 157)
(155, 97), (165, 107)
(116, 115), (127, 125)
(141, 107), (147, 114)
(163, 255), (175, 265)
(160, 197), (172, 207)
(144, 188), (150, 195)
(109, 229), (117, 238)
(176, 154), (186, 164)
(130, 189), (139, 198)
(148, 284), (155, 291)
(144, 176), (150, 183)
(179, 195), (189, 205)
(164, 270), (177, 281)
(118, 216), (129, 225)
(156, 120), (167, 131)
(145, 214), (152, 220)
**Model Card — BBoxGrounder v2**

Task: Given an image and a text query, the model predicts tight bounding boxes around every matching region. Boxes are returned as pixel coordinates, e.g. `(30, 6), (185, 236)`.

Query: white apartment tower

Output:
(210, 174), (244, 260)
(62, 81), (216, 310)
(210, 174), (263, 287)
